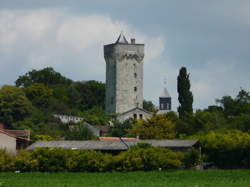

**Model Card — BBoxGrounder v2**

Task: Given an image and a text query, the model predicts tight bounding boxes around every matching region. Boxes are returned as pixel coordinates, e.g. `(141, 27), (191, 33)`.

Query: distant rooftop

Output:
(26, 140), (199, 151)
(160, 87), (171, 98)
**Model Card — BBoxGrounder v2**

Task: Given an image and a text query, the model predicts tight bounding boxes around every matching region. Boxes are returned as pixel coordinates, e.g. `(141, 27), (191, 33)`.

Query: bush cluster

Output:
(0, 147), (191, 172)
(197, 130), (250, 169)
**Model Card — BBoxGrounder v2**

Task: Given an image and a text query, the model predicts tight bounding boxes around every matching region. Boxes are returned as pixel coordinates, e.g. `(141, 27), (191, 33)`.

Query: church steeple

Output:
(159, 79), (171, 112)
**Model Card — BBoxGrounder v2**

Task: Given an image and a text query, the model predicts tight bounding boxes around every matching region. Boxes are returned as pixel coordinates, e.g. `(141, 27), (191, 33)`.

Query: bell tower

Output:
(104, 33), (144, 114)
(159, 79), (172, 113)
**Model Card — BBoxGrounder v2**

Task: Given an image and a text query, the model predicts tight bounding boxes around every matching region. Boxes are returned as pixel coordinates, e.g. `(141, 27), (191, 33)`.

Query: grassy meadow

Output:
(0, 170), (250, 187)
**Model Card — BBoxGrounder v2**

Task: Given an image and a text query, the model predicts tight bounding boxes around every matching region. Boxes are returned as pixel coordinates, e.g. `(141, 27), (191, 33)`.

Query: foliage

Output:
(0, 149), (15, 172)
(24, 83), (53, 109)
(109, 119), (135, 137)
(116, 147), (183, 171)
(195, 130), (250, 169)
(68, 81), (105, 110)
(0, 85), (32, 127)
(0, 147), (184, 172)
(143, 100), (157, 112)
(128, 114), (176, 139)
(81, 106), (110, 126)
(177, 67), (193, 118)
(183, 148), (200, 168)
(64, 123), (95, 140)
(15, 67), (72, 88)
(33, 134), (53, 141)
(15, 150), (38, 172)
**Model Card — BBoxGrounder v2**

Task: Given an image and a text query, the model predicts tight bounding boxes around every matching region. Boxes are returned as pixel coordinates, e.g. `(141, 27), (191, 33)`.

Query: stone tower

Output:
(104, 33), (144, 114)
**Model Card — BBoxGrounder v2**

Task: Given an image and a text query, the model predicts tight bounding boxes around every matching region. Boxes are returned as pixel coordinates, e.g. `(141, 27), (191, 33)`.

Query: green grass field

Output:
(0, 170), (250, 187)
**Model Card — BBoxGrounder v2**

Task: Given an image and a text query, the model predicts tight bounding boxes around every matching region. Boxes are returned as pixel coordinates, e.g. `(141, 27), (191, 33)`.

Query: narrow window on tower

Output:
(134, 73), (137, 78)
(134, 87), (137, 92)
(111, 96), (114, 105)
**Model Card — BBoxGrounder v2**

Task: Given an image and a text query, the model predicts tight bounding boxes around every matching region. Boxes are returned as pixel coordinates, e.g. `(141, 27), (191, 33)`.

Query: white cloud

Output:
(0, 9), (165, 82)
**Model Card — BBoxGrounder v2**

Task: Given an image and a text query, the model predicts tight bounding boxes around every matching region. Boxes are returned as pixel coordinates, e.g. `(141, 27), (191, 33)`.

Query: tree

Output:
(15, 67), (72, 88)
(128, 114), (176, 139)
(143, 100), (157, 112)
(177, 67), (193, 118)
(0, 85), (32, 127)
(110, 119), (134, 137)
(65, 124), (95, 140)
(24, 83), (53, 109)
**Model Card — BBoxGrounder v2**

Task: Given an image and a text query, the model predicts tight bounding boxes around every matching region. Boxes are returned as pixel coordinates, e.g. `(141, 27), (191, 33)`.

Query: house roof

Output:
(0, 129), (30, 141)
(26, 139), (198, 151)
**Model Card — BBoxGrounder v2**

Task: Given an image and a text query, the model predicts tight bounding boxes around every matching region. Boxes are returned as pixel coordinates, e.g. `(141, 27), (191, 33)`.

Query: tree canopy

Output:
(0, 85), (32, 127)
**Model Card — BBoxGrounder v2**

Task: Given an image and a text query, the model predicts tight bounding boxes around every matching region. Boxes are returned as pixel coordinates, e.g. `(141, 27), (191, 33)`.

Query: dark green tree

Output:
(24, 83), (53, 109)
(177, 67), (193, 118)
(0, 85), (32, 127)
(15, 67), (72, 88)
(65, 123), (95, 140)
(143, 100), (157, 112)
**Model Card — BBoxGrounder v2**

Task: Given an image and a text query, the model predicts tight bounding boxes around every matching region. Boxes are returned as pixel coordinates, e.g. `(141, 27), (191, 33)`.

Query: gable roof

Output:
(26, 139), (199, 151)
(119, 107), (151, 116)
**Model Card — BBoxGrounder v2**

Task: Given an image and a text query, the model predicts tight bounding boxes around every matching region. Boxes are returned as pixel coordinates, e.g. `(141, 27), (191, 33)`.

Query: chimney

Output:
(131, 38), (135, 44)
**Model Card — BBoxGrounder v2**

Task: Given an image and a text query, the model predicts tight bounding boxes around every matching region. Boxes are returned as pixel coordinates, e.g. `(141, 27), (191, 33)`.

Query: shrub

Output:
(197, 130), (250, 168)
(183, 148), (200, 168)
(0, 149), (15, 171)
(15, 150), (38, 172)
(31, 148), (69, 172)
(116, 147), (184, 171)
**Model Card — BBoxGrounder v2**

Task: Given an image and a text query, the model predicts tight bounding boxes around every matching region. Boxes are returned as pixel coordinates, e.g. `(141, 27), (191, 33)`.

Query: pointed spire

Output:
(115, 32), (128, 44)
(160, 78), (171, 98)
(160, 87), (171, 98)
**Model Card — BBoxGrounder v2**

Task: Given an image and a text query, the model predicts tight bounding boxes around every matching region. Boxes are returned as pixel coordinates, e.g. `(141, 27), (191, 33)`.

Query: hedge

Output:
(0, 146), (191, 172)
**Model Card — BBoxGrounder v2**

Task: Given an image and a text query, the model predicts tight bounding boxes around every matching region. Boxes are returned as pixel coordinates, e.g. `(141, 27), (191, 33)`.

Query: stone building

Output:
(104, 33), (151, 120)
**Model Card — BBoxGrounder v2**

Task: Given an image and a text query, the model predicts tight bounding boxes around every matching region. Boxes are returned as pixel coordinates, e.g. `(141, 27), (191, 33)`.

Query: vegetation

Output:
(1, 67), (250, 169)
(128, 114), (176, 139)
(0, 147), (188, 172)
(0, 67), (107, 139)
(177, 67), (193, 118)
(0, 170), (250, 187)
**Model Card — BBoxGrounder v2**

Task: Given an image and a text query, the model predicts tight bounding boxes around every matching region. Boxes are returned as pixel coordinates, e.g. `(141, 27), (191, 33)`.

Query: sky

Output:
(0, 0), (249, 111)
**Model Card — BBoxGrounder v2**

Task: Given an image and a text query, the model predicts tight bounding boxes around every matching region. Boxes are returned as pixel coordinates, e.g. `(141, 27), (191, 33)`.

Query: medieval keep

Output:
(104, 33), (151, 121)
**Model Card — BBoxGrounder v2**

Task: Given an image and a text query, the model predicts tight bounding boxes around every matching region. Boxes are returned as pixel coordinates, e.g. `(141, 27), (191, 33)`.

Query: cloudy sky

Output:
(0, 0), (249, 110)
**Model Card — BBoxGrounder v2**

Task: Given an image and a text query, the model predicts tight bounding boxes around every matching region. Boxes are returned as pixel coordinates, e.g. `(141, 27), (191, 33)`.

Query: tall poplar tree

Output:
(177, 67), (193, 118)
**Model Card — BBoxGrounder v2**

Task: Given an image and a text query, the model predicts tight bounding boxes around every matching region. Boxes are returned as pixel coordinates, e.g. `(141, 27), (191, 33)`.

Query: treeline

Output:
(0, 145), (197, 172)
(0, 67), (106, 138)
